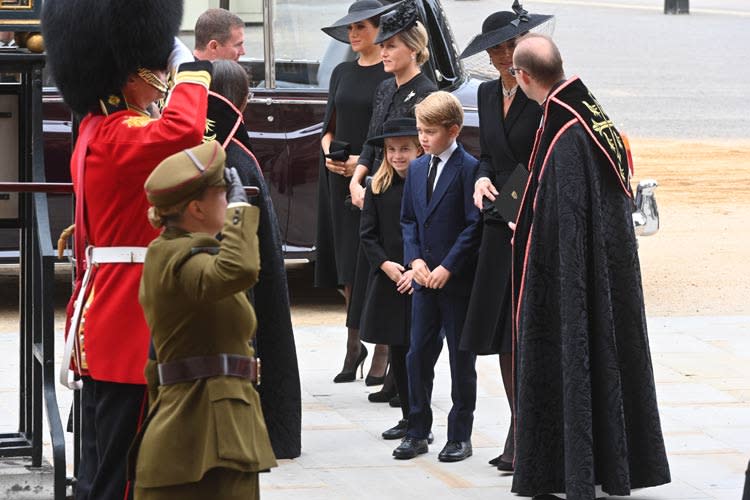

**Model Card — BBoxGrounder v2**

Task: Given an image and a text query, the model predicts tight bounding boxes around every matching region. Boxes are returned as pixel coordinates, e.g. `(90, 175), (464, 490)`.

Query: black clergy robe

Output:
(207, 93), (302, 459)
(511, 77), (670, 499)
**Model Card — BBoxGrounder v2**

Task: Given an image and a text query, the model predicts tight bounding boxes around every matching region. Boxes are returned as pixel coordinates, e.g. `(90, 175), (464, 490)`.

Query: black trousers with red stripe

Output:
(76, 377), (147, 500)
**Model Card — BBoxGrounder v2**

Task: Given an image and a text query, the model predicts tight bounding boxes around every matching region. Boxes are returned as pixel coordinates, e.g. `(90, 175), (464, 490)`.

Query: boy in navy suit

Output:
(395, 91), (481, 462)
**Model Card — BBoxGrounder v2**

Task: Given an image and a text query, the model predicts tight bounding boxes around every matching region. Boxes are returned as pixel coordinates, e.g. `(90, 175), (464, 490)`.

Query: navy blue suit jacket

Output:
(401, 143), (481, 296)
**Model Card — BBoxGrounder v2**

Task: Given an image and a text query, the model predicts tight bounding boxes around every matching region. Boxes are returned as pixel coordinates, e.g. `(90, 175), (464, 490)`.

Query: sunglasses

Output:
(507, 66), (524, 77)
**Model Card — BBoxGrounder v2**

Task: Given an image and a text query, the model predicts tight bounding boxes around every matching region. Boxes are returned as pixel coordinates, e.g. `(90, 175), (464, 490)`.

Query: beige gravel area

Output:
(633, 139), (750, 316)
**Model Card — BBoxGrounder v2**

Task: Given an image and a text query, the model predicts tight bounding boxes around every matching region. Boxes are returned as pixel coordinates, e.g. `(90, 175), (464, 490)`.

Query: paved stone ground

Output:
(1, 308), (745, 498)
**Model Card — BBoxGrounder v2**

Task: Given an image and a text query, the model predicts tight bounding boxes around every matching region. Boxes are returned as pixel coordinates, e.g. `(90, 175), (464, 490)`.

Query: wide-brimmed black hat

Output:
(374, 0), (418, 44)
(366, 117), (417, 147)
(322, 0), (401, 44)
(459, 1), (553, 59)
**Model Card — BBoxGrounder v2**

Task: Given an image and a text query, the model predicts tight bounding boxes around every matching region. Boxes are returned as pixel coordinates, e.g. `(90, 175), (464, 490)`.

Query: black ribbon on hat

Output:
(510, 0), (530, 27)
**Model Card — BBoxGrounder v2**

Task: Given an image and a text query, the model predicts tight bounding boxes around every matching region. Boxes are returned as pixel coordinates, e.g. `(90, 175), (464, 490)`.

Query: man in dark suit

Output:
(395, 91), (481, 462)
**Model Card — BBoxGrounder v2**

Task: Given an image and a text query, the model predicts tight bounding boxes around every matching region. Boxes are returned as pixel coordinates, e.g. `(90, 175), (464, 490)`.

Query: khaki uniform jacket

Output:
(135, 204), (277, 488)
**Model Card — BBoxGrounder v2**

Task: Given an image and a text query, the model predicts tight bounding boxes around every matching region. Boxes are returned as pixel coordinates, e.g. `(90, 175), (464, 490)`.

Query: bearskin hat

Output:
(42, 0), (183, 115)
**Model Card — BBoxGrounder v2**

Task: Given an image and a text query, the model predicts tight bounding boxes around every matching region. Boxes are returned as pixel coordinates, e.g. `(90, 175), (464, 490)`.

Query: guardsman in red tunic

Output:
(41, 1), (209, 498)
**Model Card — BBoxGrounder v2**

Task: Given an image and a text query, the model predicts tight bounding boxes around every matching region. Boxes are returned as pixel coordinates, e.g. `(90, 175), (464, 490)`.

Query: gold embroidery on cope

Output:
(582, 92), (627, 185)
(203, 117), (217, 143)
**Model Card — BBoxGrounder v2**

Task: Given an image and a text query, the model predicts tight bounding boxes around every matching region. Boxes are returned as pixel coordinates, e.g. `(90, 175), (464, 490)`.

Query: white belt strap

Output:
(60, 245), (148, 390)
(90, 246), (147, 264)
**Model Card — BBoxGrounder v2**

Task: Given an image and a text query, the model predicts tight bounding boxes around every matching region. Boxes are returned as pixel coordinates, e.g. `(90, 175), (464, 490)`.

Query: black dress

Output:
(346, 72), (437, 329)
(314, 60), (390, 288)
(358, 176), (410, 346)
(459, 80), (541, 355)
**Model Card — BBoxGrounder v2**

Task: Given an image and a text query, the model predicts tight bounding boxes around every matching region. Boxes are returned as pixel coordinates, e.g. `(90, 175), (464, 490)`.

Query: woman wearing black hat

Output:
(349, 0), (437, 209)
(457, 1), (553, 472)
(316, 0), (397, 384)
(346, 0), (437, 402)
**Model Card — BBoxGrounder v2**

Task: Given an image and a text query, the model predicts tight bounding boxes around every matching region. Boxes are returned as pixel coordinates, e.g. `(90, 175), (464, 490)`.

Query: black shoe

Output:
(333, 343), (368, 383)
(392, 437), (428, 459)
(382, 419), (408, 440)
(496, 459), (513, 472)
(365, 373), (385, 386)
(388, 394), (401, 408)
(488, 453), (502, 466)
(438, 440), (472, 462)
(368, 388), (397, 403)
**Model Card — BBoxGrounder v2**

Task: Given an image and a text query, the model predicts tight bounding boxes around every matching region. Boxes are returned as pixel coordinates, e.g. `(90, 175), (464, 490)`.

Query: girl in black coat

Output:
(456, 5), (553, 471)
(358, 118), (422, 440)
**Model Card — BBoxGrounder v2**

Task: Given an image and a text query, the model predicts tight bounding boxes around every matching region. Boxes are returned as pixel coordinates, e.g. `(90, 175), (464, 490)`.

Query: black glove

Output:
(224, 167), (248, 204)
(177, 60), (213, 77)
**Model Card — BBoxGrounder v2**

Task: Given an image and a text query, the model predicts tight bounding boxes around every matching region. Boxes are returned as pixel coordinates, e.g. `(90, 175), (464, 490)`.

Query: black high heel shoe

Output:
(365, 362), (388, 386)
(333, 343), (368, 383)
(368, 388), (397, 403)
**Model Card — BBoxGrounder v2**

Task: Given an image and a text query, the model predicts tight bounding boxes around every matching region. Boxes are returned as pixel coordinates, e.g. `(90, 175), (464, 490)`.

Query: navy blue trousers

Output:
(406, 288), (477, 442)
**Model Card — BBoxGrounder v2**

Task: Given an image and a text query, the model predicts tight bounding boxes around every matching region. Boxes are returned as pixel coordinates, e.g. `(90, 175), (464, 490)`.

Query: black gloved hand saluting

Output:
(224, 167), (248, 205)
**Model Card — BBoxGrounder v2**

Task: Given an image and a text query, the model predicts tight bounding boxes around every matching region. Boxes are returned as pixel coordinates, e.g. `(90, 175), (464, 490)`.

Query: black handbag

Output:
(325, 140), (350, 162)
(493, 164), (529, 223)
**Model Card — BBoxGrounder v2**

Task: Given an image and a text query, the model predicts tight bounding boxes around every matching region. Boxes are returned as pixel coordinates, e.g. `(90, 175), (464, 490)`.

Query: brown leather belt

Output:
(157, 354), (259, 385)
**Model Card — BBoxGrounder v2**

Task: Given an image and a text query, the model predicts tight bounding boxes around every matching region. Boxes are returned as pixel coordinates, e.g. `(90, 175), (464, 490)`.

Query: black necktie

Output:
(427, 155), (441, 203)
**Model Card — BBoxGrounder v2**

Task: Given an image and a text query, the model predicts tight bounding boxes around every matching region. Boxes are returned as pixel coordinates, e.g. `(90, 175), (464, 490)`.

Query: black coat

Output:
(358, 177), (411, 346)
(460, 80), (541, 355)
(511, 78), (670, 498)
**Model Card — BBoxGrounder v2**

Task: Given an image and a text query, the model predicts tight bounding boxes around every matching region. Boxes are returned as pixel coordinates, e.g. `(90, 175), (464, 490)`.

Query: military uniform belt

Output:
(157, 354), (259, 385)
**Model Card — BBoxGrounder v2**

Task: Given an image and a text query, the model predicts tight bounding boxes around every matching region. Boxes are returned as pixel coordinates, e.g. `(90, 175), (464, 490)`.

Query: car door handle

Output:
(0, 112), (12, 119)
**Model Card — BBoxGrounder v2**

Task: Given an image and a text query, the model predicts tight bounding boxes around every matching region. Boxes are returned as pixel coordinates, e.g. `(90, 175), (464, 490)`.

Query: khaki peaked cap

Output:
(145, 141), (227, 208)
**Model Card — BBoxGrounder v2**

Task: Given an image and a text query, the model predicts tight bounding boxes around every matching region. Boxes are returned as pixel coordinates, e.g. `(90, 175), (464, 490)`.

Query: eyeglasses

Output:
(508, 66), (524, 77)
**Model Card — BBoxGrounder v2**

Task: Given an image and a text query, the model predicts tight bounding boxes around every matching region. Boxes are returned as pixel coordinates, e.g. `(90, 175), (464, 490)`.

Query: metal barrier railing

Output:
(0, 52), (67, 499)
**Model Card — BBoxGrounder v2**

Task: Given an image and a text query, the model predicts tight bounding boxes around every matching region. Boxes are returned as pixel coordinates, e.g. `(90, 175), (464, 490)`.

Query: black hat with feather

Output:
(42, 0), (183, 116)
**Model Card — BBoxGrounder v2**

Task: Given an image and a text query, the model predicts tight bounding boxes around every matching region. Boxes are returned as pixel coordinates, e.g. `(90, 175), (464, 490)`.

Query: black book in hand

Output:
(493, 164), (530, 223)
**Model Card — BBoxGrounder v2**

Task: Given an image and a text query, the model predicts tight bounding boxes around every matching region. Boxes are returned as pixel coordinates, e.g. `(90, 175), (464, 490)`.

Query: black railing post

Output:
(0, 51), (68, 499)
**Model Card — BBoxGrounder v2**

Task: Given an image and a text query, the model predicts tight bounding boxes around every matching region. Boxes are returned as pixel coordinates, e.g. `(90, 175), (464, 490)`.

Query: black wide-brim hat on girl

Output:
(374, 0), (418, 44)
(459, 0), (553, 59)
(322, 0), (402, 43)
(366, 117), (417, 147)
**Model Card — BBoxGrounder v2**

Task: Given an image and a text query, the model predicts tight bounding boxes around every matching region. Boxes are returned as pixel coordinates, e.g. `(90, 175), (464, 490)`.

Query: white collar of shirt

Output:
(430, 141), (458, 189)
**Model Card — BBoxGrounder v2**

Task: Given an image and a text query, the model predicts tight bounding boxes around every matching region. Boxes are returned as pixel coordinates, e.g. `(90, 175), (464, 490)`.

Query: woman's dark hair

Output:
(210, 60), (250, 111)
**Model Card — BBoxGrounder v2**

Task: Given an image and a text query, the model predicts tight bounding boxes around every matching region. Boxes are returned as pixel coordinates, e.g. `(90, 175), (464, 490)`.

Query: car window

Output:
(271, 0), (354, 90)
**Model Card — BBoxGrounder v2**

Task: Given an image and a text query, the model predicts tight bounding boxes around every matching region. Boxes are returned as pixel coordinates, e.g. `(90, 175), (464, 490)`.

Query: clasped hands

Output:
(380, 261), (414, 294)
(410, 259), (450, 289)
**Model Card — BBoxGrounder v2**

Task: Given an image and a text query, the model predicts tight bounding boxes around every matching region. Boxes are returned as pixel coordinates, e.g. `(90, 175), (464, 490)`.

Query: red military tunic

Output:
(70, 69), (211, 384)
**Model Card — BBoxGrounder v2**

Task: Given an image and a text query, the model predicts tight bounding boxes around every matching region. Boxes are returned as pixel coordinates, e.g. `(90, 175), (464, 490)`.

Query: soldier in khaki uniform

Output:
(133, 141), (277, 499)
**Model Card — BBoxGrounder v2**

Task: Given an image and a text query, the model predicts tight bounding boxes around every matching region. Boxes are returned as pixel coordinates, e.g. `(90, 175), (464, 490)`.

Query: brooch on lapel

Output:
(404, 90), (416, 102)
